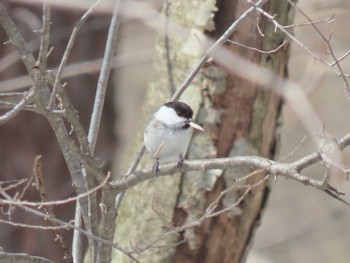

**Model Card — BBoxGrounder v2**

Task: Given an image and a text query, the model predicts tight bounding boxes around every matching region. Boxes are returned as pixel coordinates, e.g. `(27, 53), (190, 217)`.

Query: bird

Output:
(144, 101), (204, 173)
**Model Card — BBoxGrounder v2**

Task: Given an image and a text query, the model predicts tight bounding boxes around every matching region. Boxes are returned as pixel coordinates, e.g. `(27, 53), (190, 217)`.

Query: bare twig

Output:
(0, 218), (71, 231)
(0, 89), (35, 126)
(111, 133), (350, 207)
(0, 91), (27, 97)
(0, 211), (139, 262)
(48, 0), (102, 108)
(0, 50), (152, 92)
(0, 15), (113, 76)
(209, 175), (269, 218)
(247, 0), (329, 68)
(227, 39), (286, 54)
(278, 136), (308, 162)
(72, 204), (83, 263)
(286, 0), (350, 98)
(88, 2), (120, 153)
(164, 0), (176, 94)
(0, 172), (110, 207)
(248, 0), (350, 96)
(131, 173), (269, 254)
(32, 155), (73, 263)
(0, 179), (28, 192)
(36, 2), (51, 72)
(283, 15), (335, 29)
(0, 101), (37, 112)
(114, 144), (146, 211)
(0, 250), (53, 263)
(82, 0), (121, 261)
(0, 5), (37, 79)
(16, 171), (35, 202)
(172, 0), (268, 100)
(332, 49), (350, 66)
(0, 185), (139, 262)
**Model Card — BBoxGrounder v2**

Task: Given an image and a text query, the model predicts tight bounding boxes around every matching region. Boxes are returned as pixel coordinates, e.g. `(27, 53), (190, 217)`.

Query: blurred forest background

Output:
(250, 1), (350, 262)
(0, 0), (349, 262)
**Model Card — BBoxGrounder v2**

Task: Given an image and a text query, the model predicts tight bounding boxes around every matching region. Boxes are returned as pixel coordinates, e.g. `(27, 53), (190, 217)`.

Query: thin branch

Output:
(248, 0), (350, 96)
(0, 101), (37, 112)
(205, 175), (269, 218)
(0, 4), (37, 79)
(48, 0), (102, 108)
(0, 89), (35, 126)
(172, 0), (268, 101)
(72, 204), (83, 263)
(0, 15), (112, 76)
(36, 2), (51, 72)
(0, 179), (28, 192)
(0, 172), (110, 207)
(0, 250), (53, 263)
(227, 39), (286, 54)
(32, 155), (73, 263)
(278, 136), (308, 162)
(0, 91), (27, 97)
(247, 0), (328, 67)
(0, 50), (153, 92)
(0, 214), (139, 262)
(331, 49), (350, 66)
(132, 171), (268, 254)
(283, 15), (335, 29)
(86, 0), (121, 261)
(164, 0), (176, 94)
(0, 218), (72, 231)
(17, 170), (35, 202)
(0, 186), (139, 263)
(88, 0), (120, 153)
(286, 0), (350, 98)
(111, 133), (350, 207)
(114, 144), (146, 211)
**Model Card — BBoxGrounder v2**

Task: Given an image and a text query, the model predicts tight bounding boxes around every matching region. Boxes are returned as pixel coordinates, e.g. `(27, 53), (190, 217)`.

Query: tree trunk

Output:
(113, 0), (293, 262)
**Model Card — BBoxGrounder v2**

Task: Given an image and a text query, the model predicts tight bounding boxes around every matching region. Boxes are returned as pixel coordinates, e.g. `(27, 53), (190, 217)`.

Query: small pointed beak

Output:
(189, 121), (204, 131)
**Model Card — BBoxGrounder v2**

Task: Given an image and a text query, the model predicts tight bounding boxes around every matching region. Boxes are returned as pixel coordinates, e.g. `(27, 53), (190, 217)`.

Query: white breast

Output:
(144, 106), (193, 163)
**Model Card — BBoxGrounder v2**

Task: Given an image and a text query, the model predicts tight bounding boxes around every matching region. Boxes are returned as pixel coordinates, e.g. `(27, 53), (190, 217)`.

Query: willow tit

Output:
(144, 101), (204, 173)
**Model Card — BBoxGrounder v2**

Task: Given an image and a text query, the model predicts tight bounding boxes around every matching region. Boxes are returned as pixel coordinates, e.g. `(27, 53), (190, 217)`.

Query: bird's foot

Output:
(153, 158), (160, 176)
(177, 154), (184, 167)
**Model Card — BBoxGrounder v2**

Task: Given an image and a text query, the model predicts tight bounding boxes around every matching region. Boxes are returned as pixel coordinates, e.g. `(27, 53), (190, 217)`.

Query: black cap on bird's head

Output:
(163, 101), (204, 131)
(164, 101), (193, 120)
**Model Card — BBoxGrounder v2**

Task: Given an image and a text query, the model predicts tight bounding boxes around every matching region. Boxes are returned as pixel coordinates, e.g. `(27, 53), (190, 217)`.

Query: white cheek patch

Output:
(155, 106), (186, 126)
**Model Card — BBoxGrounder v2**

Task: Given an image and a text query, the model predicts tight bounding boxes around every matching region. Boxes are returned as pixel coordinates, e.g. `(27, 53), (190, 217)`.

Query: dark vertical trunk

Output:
(172, 1), (292, 262)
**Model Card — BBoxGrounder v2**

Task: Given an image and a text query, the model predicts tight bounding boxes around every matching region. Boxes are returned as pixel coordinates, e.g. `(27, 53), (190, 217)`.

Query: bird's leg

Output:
(153, 158), (160, 175)
(177, 154), (184, 167)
